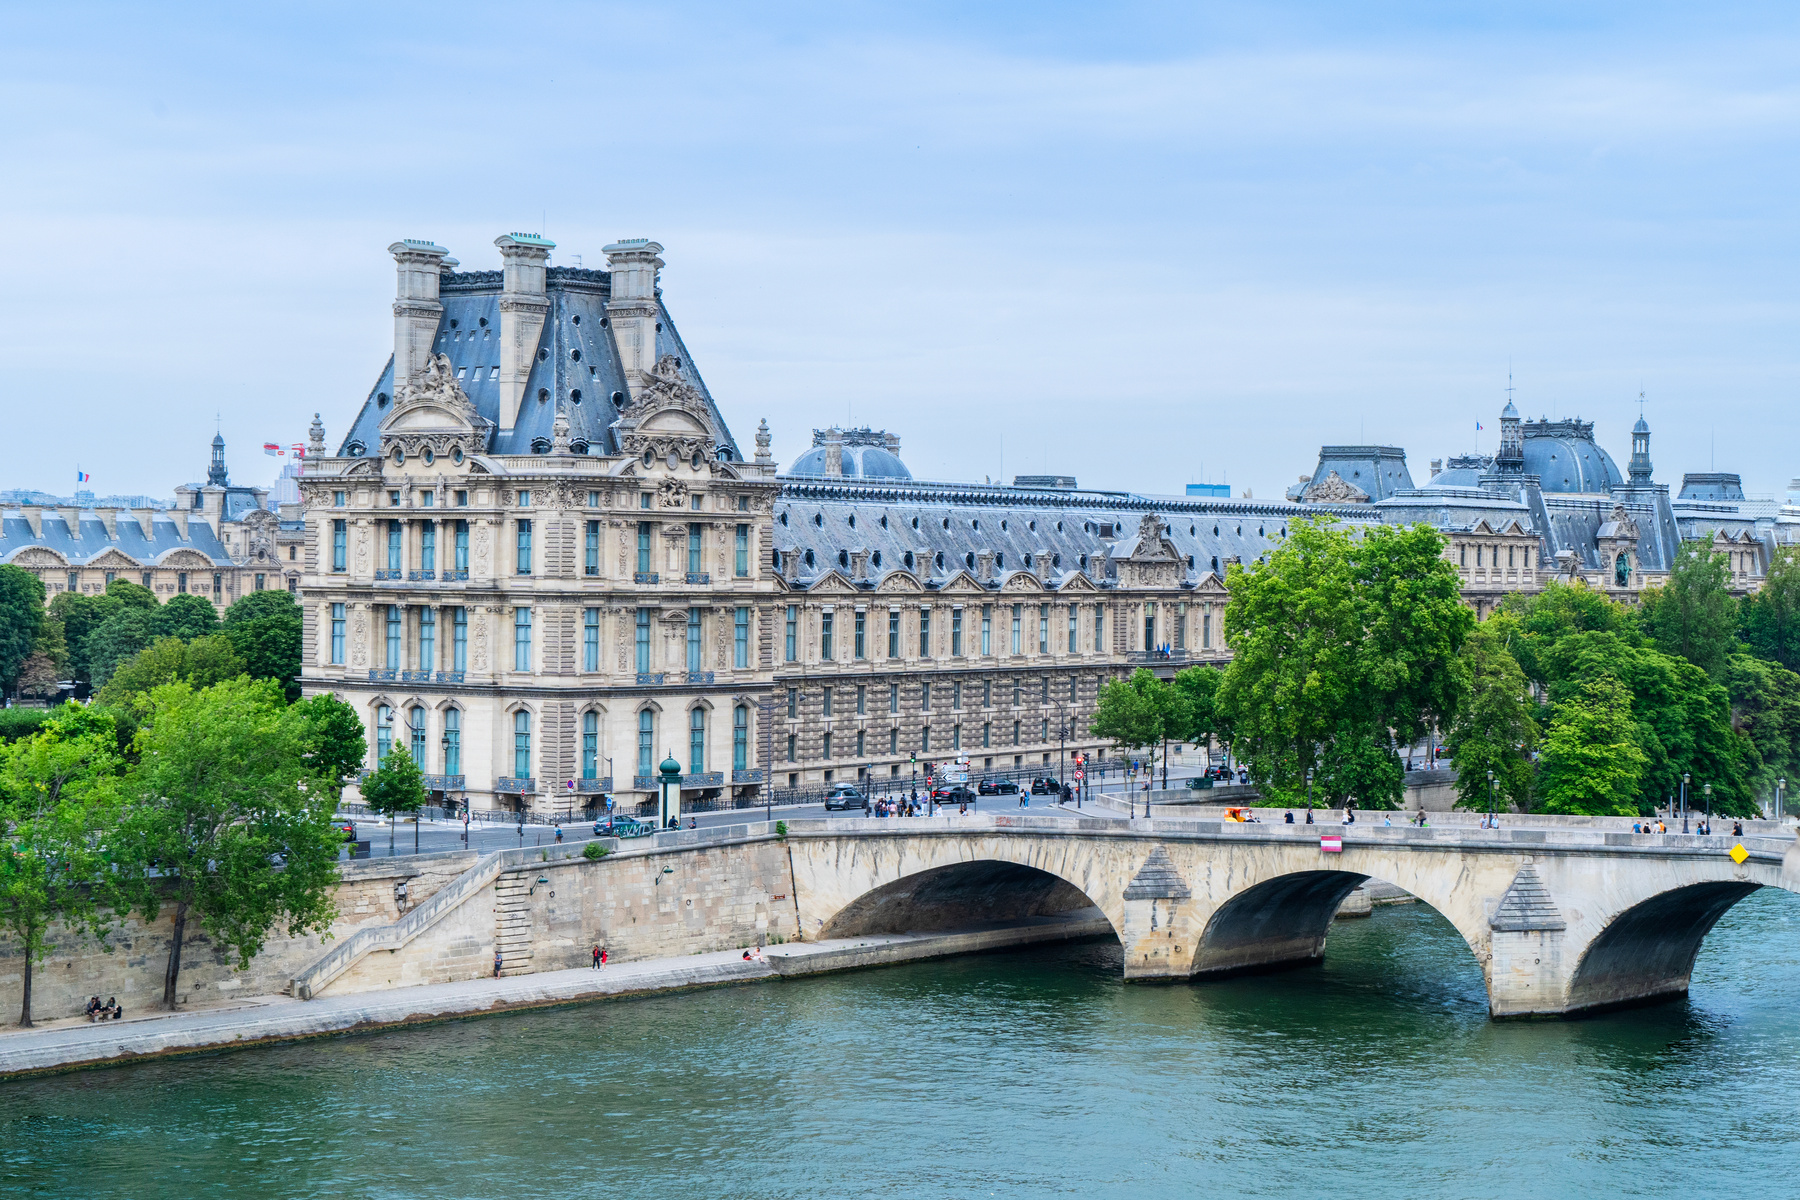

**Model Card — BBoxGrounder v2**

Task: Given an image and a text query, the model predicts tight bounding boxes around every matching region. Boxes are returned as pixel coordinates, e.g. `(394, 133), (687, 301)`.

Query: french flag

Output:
(76, 470), (89, 483)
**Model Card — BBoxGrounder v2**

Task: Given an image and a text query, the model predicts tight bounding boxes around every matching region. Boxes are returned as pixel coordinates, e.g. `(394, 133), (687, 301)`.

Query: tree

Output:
(1742, 547), (1800, 672)
(84, 607), (156, 690)
(1723, 652), (1800, 813)
(1446, 622), (1540, 812)
(289, 693), (366, 803)
(1170, 665), (1226, 752)
(361, 744), (427, 855)
(95, 634), (245, 710)
(151, 593), (220, 641)
(49, 591), (101, 689)
(1351, 523), (1475, 748)
(120, 678), (341, 1008)
(225, 615), (302, 700)
(102, 578), (158, 611)
(0, 704), (127, 1025)
(1639, 542), (1736, 678)
(1537, 674), (1649, 816)
(0, 564), (46, 697)
(1499, 580), (1625, 685)
(1091, 669), (1190, 788)
(224, 589), (301, 628)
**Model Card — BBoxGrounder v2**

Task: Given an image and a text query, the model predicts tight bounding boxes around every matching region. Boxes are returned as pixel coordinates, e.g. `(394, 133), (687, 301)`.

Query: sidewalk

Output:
(0, 911), (1109, 1081)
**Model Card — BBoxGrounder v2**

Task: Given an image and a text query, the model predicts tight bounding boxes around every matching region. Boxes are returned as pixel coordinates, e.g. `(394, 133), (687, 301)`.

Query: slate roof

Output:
(1286, 445), (1415, 502)
(0, 511), (235, 567)
(1489, 863), (1565, 931)
(1520, 419), (1623, 494)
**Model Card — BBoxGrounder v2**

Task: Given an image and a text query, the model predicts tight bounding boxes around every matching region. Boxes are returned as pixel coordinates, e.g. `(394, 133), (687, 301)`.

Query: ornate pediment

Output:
(807, 571), (854, 593)
(381, 354), (489, 457)
(9, 547), (68, 568)
(1001, 571), (1044, 591)
(1596, 504), (1640, 544)
(88, 548), (142, 570)
(1302, 470), (1370, 504)
(938, 569), (985, 593)
(1054, 571), (1098, 592)
(616, 355), (728, 468)
(877, 571), (923, 592)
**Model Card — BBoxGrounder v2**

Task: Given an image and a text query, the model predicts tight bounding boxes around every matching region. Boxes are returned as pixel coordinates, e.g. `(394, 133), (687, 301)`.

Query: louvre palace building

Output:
(12, 229), (1791, 814)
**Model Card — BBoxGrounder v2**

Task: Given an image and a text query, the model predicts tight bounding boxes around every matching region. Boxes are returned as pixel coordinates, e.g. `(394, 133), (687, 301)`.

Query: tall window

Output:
(822, 731), (833, 760)
(983, 722), (992, 747)
(734, 607), (749, 668)
(330, 603), (345, 665)
(1175, 604), (1186, 651)
(636, 608), (652, 673)
(822, 687), (833, 718)
(787, 733), (796, 762)
(889, 683), (898, 713)
(1095, 605), (1105, 653)
(584, 608), (600, 671)
(1013, 721), (1021, 746)
(516, 519), (533, 575)
(443, 708), (460, 775)
(1010, 605), (1022, 655)
(953, 725), (962, 751)
(1203, 612), (1212, 649)
(418, 606), (435, 671)
(1070, 676), (1078, 701)
(687, 526), (702, 575)
(385, 605), (401, 669)
(787, 688), (798, 719)
(513, 710), (531, 779)
(452, 607), (467, 671)
(856, 729), (866, 756)
(952, 608), (963, 656)
(420, 523), (436, 573)
(375, 704), (392, 763)
(888, 610), (900, 658)
(332, 519), (346, 572)
(454, 521), (469, 573)
(212, 572), (220, 595)
(735, 524), (750, 576)
(785, 605), (798, 662)
(952, 682), (962, 710)
(1144, 603), (1156, 652)
(854, 610), (866, 659)
(687, 610), (702, 672)
(638, 710), (654, 776)
(586, 520), (601, 576)
(514, 607), (532, 671)
(922, 726), (931, 754)
(889, 728), (898, 754)
(922, 682), (931, 713)
(856, 685), (866, 715)
(1068, 606), (1079, 653)
(386, 521), (402, 573)
(733, 705), (748, 771)
(409, 706), (426, 764)
(821, 611), (834, 660)
(637, 522), (653, 574)
(1039, 604), (1049, 654)
(689, 708), (706, 775)
(177, 572), (187, 593)
(983, 680), (991, 707)
(981, 605), (992, 655)
(919, 608), (931, 658)
(582, 712), (599, 779)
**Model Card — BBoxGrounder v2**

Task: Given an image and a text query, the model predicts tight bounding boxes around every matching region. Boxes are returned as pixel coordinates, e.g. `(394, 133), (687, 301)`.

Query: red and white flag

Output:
(1319, 835), (1343, 853)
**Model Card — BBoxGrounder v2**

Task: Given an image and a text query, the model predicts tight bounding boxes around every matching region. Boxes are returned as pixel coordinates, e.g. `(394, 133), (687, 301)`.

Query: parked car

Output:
(337, 821), (357, 841)
(931, 785), (979, 807)
(595, 816), (653, 838)
(977, 778), (1020, 795)
(824, 786), (868, 812)
(1029, 777), (1061, 795)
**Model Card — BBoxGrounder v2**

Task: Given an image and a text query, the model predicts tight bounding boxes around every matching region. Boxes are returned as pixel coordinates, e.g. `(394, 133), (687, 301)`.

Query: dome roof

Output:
(1632, 415), (1650, 434)
(1521, 422), (1623, 494)
(1424, 467), (1486, 489)
(789, 444), (912, 480)
(1501, 400), (1519, 420)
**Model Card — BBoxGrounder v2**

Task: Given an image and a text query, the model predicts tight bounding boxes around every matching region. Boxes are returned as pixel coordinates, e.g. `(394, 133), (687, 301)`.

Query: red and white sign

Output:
(1074, 769), (1085, 781)
(1319, 835), (1343, 853)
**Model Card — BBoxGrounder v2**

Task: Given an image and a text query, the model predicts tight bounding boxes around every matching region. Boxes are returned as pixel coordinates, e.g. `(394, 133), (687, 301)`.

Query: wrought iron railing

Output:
(630, 774), (723, 790)
(732, 768), (766, 783)
(408, 569), (436, 581)
(685, 671), (715, 684)
(636, 672), (665, 685)
(573, 777), (613, 793)
(435, 670), (465, 683)
(400, 669), (432, 682)
(421, 774), (465, 791)
(495, 777), (536, 794)
(634, 572), (660, 584)
(685, 572), (711, 584)
(443, 569), (469, 581)
(367, 668), (397, 682)
(373, 569), (399, 580)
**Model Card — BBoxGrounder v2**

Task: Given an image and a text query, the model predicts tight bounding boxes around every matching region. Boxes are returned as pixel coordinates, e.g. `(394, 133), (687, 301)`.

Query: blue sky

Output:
(2, 1), (1795, 499)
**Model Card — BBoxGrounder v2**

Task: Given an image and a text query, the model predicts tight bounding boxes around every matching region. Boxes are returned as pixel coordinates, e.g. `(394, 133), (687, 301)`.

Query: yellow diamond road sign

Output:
(1730, 843), (1750, 865)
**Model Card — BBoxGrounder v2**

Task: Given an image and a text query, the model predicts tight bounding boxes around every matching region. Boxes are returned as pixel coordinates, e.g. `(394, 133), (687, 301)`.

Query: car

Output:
(823, 786), (868, 812)
(595, 816), (654, 838)
(931, 785), (979, 806)
(337, 821), (357, 841)
(977, 778), (1019, 795)
(1029, 777), (1061, 795)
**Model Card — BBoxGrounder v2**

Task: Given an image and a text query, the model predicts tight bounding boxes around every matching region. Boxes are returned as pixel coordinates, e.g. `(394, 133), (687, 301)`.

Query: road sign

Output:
(1730, 843), (1750, 864)
(1320, 835), (1343, 853)
(1074, 769), (1085, 781)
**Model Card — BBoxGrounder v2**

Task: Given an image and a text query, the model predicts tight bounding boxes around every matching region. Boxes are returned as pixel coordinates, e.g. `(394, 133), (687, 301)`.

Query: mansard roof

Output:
(0, 511), (235, 568)
(337, 268), (739, 463)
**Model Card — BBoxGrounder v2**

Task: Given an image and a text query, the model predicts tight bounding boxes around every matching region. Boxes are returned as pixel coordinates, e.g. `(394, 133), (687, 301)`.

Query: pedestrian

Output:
(1304, 809), (1313, 825)
(1284, 811), (1294, 824)
(554, 824), (564, 843)
(1019, 789), (1028, 808)
(593, 944), (602, 970)
(1632, 821), (1641, 834)
(1734, 820), (1744, 836)
(599, 947), (608, 967)
(494, 950), (503, 979)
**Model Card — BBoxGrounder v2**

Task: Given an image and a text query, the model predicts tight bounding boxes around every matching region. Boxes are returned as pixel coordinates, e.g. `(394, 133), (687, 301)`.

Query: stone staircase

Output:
(493, 872), (535, 976)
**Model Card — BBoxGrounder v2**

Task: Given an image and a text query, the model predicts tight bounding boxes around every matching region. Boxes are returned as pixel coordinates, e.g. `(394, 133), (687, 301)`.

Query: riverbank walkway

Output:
(0, 910), (1110, 1081)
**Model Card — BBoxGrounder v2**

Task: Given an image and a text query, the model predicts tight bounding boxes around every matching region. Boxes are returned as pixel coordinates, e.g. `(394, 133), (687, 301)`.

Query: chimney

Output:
(1429, 459), (1442, 479)
(602, 238), (665, 400)
(21, 505), (42, 539)
(388, 240), (451, 390)
(976, 550), (995, 581)
(883, 433), (900, 455)
(850, 550), (870, 581)
(495, 233), (553, 432)
(99, 508), (118, 539)
(57, 507), (82, 539)
(823, 428), (844, 477)
(755, 419), (773, 468)
(781, 547), (801, 583)
(125, 509), (149, 541)
(167, 510), (189, 540)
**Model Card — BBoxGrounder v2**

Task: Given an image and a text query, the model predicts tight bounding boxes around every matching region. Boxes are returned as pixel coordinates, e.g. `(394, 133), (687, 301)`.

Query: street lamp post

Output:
(1487, 768), (1497, 828)
(1704, 783), (1712, 823)
(1306, 768), (1314, 816)
(1779, 777), (1788, 823)
(1682, 772), (1691, 833)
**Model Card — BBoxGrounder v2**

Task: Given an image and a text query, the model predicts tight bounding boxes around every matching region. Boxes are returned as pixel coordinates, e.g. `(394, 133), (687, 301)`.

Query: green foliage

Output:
(0, 702), (128, 1024)
(119, 677), (341, 1007)
(224, 615), (302, 700)
(1216, 519), (1471, 806)
(0, 708), (50, 743)
(775, 820), (788, 841)
(1741, 547), (1800, 672)
(361, 744), (427, 820)
(1446, 621), (1540, 812)
(151, 593), (220, 641)
(288, 693), (365, 802)
(95, 634), (244, 710)
(1169, 665), (1226, 746)
(1090, 668), (1183, 753)
(1537, 674), (1649, 816)
(582, 841), (610, 859)
(103, 578), (157, 611)
(1638, 542), (1737, 678)
(224, 589), (300, 627)
(49, 592), (102, 688)
(1723, 652), (1800, 813)
(1498, 580), (1625, 683)
(30, 617), (69, 678)
(84, 608), (156, 690)
(0, 564), (46, 693)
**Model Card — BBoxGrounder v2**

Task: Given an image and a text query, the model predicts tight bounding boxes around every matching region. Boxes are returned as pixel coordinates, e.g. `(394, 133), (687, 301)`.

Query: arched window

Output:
(375, 704), (392, 764)
(513, 710), (531, 780)
(582, 711), (599, 780)
(409, 706), (426, 764)
(689, 708), (706, 775)
(443, 708), (461, 776)
(638, 710), (655, 777)
(733, 705), (749, 771)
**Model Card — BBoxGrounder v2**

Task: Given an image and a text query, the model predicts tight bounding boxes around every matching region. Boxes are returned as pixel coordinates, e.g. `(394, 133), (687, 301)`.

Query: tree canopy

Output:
(1639, 542), (1736, 679)
(0, 564), (46, 697)
(1536, 673), (1648, 817)
(1445, 619), (1540, 812)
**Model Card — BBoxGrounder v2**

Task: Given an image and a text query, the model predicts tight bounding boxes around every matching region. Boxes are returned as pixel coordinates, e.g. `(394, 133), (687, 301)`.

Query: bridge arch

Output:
(822, 859), (1112, 940)
(1564, 880), (1762, 1015)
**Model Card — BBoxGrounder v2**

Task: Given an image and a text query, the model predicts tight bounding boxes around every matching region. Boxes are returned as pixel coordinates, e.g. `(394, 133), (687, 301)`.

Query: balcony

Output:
(732, 768), (766, 783)
(408, 569), (436, 581)
(443, 570), (469, 581)
(367, 668), (397, 682)
(421, 774), (465, 791)
(685, 572), (710, 585)
(495, 777), (537, 794)
(435, 670), (466, 684)
(1129, 649), (1194, 665)
(685, 671), (715, 685)
(632, 772), (723, 790)
(574, 777), (613, 793)
(636, 672), (665, 685)
(634, 572), (660, 584)
(399, 669), (433, 682)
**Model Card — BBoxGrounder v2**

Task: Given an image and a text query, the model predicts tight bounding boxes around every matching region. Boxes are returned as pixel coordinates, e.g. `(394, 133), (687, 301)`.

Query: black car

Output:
(337, 821), (357, 841)
(977, 778), (1020, 795)
(1029, 777), (1061, 795)
(824, 786), (868, 812)
(931, 785), (979, 806)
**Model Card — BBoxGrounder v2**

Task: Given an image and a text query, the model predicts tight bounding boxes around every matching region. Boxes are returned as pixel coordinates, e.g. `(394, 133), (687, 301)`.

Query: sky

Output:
(1, 1), (1796, 501)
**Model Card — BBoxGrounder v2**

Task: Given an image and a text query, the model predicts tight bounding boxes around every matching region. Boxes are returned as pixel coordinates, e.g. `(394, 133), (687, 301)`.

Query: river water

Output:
(5, 891), (1800, 1200)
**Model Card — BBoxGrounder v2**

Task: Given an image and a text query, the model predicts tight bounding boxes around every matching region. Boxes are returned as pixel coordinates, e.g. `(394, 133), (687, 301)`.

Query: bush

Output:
(775, 820), (788, 841)
(582, 842), (610, 860)
(0, 707), (50, 742)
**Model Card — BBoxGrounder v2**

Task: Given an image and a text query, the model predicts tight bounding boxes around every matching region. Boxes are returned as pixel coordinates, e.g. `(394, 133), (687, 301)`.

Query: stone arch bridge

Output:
(781, 814), (1800, 1018)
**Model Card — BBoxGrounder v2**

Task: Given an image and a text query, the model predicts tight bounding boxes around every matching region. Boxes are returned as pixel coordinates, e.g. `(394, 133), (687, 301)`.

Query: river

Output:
(4, 890), (1799, 1199)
